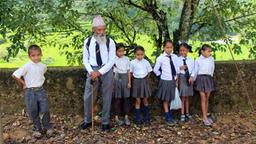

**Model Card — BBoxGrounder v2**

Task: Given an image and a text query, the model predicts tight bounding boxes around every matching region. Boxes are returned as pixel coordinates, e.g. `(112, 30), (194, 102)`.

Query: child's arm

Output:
(12, 66), (27, 90)
(12, 75), (25, 90)
(153, 58), (161, 76)
(128, 70), (131, 88)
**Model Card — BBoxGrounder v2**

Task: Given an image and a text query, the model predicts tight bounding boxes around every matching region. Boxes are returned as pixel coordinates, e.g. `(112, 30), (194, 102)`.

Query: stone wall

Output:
(0, 61), (256, 115)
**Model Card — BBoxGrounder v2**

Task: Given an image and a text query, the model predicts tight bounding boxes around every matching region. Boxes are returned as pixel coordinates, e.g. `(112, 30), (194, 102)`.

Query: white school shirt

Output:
(177, 56), (196, 78)
(130, 58), (152, 78)
(114, 56), (130, 74)
(12, 61), (47, 88)
(82, 36), (116, 75)
(153, 52), (179, 80)
(194, 55), (215, 77)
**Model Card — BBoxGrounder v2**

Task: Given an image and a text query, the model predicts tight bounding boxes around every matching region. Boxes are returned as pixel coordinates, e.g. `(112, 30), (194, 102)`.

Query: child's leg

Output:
(38, 89), (51, 130)
(123, 98), (130, 118)
(181, 96), (186, 115)
(205, 92), (211, 115)
(143, 98), (150, 124)
(25, 89), (42, 132)
(185, 96), (189, 114)
(113, 98), (121, 120)
(135, 98), (142, 124)
(199, 92), (207, 120)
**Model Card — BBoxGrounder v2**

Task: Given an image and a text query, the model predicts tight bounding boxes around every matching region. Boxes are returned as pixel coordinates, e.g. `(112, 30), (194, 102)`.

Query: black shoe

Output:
(79, 122), (92, 130)
(102, 124), (110, 132)
(145, 121), (150, 127)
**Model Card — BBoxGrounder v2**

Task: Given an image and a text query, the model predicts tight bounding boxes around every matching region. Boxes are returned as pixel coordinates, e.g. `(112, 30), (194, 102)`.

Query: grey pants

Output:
(24, 87), (51, 131)
(84, 67), (113, 125)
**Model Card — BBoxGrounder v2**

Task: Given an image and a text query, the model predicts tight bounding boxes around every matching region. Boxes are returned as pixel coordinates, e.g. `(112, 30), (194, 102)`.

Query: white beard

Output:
(93, 33), (107, 44)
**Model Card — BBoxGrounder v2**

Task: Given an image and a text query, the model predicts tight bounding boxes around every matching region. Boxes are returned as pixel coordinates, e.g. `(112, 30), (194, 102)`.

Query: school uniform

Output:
(113, 56), (131, 115)
(177, 56), (195, 96)
(83, 36), (116, 125)
(194, 55), (215, 92)
(12, 61), (51, 131)
(130, 58), (152, 98)
(113, 56), (130, 98)
(153, 52), (179, 102)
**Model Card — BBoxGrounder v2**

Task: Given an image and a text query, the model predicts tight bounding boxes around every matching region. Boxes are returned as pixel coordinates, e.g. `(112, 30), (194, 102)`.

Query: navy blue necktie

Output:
(95, 41), (102, 66)
(183, 58), (190, 78)
(168, 55), (176, 78)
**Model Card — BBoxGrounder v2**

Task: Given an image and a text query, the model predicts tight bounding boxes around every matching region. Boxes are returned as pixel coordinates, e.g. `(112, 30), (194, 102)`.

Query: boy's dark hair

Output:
(179, 42), (193, 52)
(163, 39), (173, 47)
(28, 44), (42, 55)
(116, 43), (125, 51)
(199, 44), (212, 56)
(134, 46), (145, 54)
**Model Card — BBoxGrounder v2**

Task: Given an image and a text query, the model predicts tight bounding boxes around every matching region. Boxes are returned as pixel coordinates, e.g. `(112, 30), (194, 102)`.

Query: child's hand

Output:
(176, 78), (179, 87)
(127, 83), (131, 88)
(188, 77), (194, 85)
(180, 65), (187, 70)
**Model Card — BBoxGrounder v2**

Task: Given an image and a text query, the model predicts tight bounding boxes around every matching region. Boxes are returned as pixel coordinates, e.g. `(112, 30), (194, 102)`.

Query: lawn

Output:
(0, 35), (253, 68)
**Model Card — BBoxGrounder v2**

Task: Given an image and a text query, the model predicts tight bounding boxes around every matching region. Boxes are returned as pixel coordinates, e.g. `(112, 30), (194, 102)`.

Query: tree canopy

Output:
(0, 0), (256, 65)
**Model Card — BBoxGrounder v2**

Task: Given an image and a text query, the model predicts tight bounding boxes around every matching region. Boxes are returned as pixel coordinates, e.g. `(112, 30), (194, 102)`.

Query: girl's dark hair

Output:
(134, 46), (145, 54)
(28, 44), (42, 55)
(179, 42), (193, 52)
(163, 39), (173, 47)
(199, 44), (212, 56)
(116, 43), (125, 51)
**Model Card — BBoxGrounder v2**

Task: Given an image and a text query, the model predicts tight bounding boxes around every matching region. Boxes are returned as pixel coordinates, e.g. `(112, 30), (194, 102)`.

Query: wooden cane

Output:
(90, 79), (94, 133)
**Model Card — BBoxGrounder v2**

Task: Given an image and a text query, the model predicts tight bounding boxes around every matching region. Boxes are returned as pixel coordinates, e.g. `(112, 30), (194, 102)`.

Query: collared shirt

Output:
(177, 56), (195, 77)
(114, 56), (130, 74)
(194, 55), (215, 77)
(12, 61), (47, 88)
(153, 52), (179, 80)
(83, 36), (116, 75)
(130, 58), (152, 78)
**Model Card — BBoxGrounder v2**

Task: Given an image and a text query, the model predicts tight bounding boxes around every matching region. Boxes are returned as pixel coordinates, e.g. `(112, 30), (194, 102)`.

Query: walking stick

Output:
(90, 79), (95, 133)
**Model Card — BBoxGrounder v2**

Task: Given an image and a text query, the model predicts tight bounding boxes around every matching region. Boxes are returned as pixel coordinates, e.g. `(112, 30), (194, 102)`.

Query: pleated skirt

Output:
(156, 79), (176, 102)
(195, 75), (215, 92)
(113, 73), (130, 98)
(132, 77), (151, 98)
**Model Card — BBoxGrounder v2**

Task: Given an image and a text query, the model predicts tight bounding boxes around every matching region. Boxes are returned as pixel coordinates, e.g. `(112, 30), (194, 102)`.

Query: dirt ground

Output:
(1, 111), (256, 144)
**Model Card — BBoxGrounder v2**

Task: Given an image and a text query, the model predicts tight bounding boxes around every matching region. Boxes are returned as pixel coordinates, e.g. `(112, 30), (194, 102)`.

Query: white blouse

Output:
(194, 55), (215, 77)
(114, 56), (130, 74)
(153, 52), (179, 80)
(130, 58), (152, 78)
(177, 56), (195, 78)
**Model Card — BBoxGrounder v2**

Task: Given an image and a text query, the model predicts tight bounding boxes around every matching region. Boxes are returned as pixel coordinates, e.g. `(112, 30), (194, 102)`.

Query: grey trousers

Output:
(84, 67), (113, 125)
(24, 87), (51, 131)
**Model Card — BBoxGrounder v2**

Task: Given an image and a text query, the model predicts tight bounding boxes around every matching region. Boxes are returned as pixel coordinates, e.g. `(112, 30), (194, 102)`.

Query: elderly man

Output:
(80, 15), (116, 132)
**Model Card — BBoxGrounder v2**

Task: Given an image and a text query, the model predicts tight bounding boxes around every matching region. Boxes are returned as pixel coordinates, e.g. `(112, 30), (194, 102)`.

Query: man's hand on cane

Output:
(90, 71), (101, 81)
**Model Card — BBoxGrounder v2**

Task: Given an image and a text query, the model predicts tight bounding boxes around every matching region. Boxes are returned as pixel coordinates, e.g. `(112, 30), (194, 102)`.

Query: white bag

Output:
(170, 87), (182, 110)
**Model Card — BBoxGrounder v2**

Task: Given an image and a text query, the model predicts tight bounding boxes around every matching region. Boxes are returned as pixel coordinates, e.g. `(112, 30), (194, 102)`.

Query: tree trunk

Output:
(173, 0), (199, 53)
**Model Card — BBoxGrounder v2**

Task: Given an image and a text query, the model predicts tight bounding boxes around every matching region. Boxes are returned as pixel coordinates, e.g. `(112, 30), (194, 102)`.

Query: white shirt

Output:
(194, 55), (215, 77)
(114, 56), (130, 74)
(83, 36), (116, 75)
(153, 52), (179, 80)
(130, 58), (152, 78)
(12, 61), (47, 88)
(177, 56), (196, 77)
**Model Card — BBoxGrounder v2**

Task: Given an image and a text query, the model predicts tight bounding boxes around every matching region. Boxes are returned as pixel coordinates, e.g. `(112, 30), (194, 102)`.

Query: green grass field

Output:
(0, 35), (253, 68)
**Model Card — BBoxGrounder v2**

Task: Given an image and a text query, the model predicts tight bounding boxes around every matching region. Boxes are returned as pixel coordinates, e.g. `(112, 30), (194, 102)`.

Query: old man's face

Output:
(93, 26), (106, 44)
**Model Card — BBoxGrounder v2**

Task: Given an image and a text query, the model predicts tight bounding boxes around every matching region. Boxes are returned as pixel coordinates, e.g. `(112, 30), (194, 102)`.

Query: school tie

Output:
(168, 55), (176, 78)
(183, 58), (190, 78)
(95, 41), (103, 66)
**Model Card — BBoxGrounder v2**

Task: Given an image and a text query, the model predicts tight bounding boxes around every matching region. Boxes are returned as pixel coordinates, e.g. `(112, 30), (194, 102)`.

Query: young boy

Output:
(12, 45), (53, 138)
